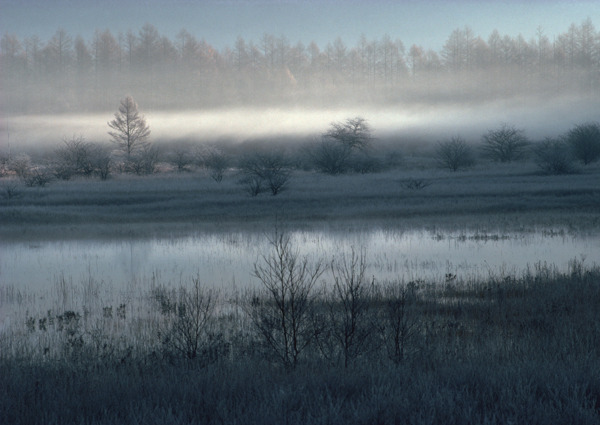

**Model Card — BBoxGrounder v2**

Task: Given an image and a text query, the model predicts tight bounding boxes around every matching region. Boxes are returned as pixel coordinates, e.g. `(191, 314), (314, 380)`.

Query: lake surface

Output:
(2, 228), (599, 294)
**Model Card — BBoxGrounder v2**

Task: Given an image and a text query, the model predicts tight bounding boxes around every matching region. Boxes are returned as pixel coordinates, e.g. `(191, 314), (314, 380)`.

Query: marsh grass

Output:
(1, 260), (599, 424)
(1, 162), (599, 239)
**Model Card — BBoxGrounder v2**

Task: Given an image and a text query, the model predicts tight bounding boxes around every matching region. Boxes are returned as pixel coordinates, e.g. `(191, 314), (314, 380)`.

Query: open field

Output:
(1, 160), (599, 240)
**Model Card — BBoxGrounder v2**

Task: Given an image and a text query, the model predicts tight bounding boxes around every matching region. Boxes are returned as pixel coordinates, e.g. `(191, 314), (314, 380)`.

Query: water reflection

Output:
(1, 229), (598, 293)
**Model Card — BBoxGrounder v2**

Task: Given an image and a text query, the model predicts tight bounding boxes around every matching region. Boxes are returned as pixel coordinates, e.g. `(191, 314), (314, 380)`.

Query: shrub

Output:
(153, 278), (223, 362)
(198, 146), (230, 182)
(566, 122), (600, 165)
(238, 152), (291, 196)
(435, 136), (475, 171)
(533, 137), (575, 174)
(481, 123), (529, 162)
(321, 248), (375, 368)
(247, 231), (325, 368)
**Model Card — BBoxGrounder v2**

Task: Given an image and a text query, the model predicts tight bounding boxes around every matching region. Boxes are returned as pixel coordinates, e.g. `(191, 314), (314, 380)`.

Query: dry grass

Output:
(1, 261), (599, 424)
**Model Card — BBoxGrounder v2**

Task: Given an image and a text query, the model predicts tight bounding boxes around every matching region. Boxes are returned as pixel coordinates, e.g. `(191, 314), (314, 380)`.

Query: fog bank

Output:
(2, 96), (598, 153)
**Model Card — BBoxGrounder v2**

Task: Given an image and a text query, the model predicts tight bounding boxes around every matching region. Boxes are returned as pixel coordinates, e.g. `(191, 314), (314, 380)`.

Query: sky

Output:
(1, 0), (599, 50)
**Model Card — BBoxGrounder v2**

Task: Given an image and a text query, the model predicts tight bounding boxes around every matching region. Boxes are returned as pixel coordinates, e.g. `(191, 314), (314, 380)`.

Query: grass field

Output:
(1, 160), (599, 240)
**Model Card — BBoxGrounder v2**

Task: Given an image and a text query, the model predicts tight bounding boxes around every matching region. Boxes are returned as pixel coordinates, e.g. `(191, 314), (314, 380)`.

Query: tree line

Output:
(1, 19), (599, 113)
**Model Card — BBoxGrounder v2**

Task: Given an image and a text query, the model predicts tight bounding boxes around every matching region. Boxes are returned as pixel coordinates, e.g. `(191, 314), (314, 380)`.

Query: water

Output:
(2, 228), (598, 293)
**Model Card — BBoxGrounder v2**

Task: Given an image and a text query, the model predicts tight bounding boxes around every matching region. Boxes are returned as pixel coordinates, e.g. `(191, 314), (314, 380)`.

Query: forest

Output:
(1, 18), (599, 113)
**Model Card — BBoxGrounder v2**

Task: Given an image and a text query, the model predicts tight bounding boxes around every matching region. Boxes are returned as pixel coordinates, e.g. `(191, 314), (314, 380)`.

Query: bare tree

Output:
(238, 152), (291, 195)
(435, 136), (475, 171)
(248, 231), (324, 368)
(153, 278), (221, 361)
(380, 281), (420, 365)
(324, 117), (373, 151)
(89, 145), (112, 180)
(107, 96), (151, 159)
(481, 123), (529, 162)
(533, 137), (574, 174)
(197, 145), (230, 182)
(322, 248), (374, 368)
(311, 117), (375, 174)
(567, 122), (600, 165)
(309, 138), (352, 175)
(52, 135), (95, 180)
(8, 154), (32, 179)
(127, 145), (160, 175)
(167, 146), (193, 172)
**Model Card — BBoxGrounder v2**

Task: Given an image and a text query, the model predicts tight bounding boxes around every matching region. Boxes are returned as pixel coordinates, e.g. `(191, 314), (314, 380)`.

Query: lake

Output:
(2, 227), (598, 293)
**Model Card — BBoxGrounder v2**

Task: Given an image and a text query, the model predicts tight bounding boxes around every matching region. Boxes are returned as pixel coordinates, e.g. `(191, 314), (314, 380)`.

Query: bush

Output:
(21, 167), (53, 187)
(247, 232), (325, 368)
(533, 137), (575, 174)
(435, 136), (475, 171)
(198, 145), (230, 182)
(238, 152), (291, 196)
(567, 122), (600, 165)
(481, 123), (530, 162)
(310, 117), (376, 175)
(153, 278), (223, 362)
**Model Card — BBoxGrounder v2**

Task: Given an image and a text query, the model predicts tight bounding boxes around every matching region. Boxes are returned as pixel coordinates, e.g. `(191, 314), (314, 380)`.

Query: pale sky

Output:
(1, 0), (599, 50)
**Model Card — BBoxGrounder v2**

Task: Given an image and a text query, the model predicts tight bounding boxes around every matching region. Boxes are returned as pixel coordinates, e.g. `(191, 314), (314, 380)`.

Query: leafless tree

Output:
(481, 123), (529, 162)
(21, 166), (53, 187)
(248, 231), (325, 368)
(154, 278), (221, 361)
(89, 145), (112, 180)
(238, 152), (291, 195)
(319, 248), (375, 368)
(167, 146), (193, 172)
(324, 117), (373, 151)
(311, 117), (375, 174)
(127, 145), (160, 175)
(309, 138), (352, 175)
(107, 96), (151, 159)
(533, 137), (574, 174)
(197, 145), (230, 182)
(8, 154), (32, 179)
(52, 135), (95, 180)
(435, 136), (475, 171)
(567, 122), (600, 165)
(380, 281), (420, 364)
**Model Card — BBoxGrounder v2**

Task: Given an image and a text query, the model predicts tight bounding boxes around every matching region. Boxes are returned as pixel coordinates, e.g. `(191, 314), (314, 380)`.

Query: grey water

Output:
(1, 228), (598, 293)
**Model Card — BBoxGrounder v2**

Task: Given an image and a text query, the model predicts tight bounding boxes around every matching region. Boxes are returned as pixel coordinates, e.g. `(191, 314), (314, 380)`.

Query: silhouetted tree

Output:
(324, 117), (373, 151)
(198, 145), (230, 182)
(481, 124), (529, 162)
(567, 122), (600, 165)
(312, 117), (374, 175)
(435, 136), (475, 171)
(52, 136), (95, 180)
(324, 248), (374, 368)
(248, 232), (324, 369)
(381, 281), (420, 365)
(533, 137), (574, 174)
(238, 152), (291, 195)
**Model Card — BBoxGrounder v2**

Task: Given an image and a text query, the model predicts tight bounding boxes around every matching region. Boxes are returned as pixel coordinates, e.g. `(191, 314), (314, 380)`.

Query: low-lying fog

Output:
(2, 96), (598, 152)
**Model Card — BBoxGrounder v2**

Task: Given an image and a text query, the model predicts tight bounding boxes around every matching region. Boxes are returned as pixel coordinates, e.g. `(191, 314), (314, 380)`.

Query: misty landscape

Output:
(1, 4), (600, 424)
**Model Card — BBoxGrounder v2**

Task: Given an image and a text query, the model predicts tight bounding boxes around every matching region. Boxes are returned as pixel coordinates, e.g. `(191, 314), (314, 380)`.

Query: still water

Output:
(1, 228), (599, 292)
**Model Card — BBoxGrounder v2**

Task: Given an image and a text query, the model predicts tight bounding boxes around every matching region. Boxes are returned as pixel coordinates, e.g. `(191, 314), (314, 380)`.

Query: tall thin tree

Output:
(107, 95), (150, 157)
